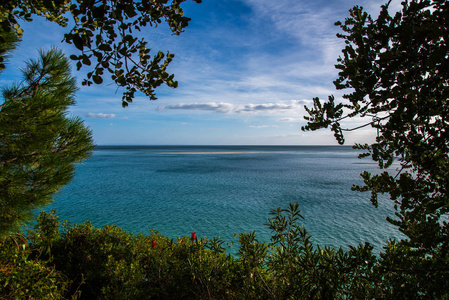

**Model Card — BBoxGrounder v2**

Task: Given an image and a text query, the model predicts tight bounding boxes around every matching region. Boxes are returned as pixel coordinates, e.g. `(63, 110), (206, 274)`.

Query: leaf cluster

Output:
(0, 0), (202, 106)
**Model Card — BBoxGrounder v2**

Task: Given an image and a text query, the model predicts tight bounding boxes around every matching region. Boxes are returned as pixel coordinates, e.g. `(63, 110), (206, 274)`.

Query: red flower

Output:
(152, 239), (156, 248)
(191, 232), (196, 242)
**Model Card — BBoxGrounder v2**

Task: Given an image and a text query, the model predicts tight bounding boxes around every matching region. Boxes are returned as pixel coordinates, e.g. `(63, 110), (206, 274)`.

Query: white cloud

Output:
(162, 102), (234, 113)
(86, 113), (116, 119)
(160, 100), (306, 114)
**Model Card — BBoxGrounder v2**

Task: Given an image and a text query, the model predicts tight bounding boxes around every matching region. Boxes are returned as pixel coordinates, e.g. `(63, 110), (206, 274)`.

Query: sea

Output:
(48, 145), (403, 253)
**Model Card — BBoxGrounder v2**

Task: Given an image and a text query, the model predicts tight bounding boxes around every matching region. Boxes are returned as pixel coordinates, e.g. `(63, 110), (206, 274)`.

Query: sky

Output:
(1, 0), (402, 145)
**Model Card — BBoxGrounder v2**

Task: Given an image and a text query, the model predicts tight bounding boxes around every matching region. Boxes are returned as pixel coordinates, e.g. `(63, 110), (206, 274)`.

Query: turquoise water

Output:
(49, 146), (402, 252)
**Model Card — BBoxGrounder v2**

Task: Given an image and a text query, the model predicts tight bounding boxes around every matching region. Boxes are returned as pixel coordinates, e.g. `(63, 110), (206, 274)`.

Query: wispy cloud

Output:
(86, 113), (116, 119)
(4, 0), (387, 145)
(279, 117), (303, 122)
(241, 0), (347, 63)
(159, 100), (307, 114)
(249, 125), (280, 129)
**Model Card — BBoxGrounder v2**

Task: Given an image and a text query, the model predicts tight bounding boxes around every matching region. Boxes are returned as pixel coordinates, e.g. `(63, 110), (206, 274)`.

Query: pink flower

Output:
(191, 232), (196, 242)
(152, 239), (156, 248)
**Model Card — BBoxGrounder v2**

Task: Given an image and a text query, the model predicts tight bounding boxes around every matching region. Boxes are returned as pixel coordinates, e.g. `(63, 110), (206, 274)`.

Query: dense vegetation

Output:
(0, 205), (404, 299)
(1, 0), (448, 298)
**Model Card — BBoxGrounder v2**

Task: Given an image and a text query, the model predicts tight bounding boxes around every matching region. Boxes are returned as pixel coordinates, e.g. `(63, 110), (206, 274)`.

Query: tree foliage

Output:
(0, 0), (202, 106)
(302, 0), (449, 294)
(0, 48), (94, 236)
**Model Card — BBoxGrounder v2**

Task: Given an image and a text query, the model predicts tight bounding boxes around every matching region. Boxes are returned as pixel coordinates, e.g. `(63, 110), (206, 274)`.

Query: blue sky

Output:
(1, 0), (400, 145)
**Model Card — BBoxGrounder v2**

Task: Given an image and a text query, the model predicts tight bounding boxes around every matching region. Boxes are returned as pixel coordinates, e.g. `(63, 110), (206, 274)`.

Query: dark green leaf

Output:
(73, 35), (84, 51)
(92, 75), (103, 84)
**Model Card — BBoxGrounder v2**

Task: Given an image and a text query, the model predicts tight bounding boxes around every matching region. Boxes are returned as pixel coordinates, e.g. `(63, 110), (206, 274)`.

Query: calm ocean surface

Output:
(49, 145), (402, 253)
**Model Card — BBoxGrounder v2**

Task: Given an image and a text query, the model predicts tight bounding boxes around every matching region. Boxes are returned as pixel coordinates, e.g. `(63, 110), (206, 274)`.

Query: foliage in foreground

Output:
(1, 205), (447, 299)
(0, 48), (94, 236)
(302, 0), (449, 297)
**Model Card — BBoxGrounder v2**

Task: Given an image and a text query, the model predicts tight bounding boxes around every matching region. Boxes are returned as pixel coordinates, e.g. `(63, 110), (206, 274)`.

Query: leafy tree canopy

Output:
(0, 0), (202, 107)
(302, 0), (449, 293)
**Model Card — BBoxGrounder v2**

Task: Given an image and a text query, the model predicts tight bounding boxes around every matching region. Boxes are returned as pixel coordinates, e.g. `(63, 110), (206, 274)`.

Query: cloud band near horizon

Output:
(86, 113), (116, 119)
(158, 100), (308, 114)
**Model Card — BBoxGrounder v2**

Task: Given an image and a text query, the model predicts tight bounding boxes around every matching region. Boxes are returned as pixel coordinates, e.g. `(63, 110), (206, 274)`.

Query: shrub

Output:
(0, 235), (71, 299)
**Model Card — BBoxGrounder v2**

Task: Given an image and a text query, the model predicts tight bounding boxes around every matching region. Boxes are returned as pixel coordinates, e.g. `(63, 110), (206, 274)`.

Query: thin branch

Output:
(0, 151), (38, 165)
(342, 115), (390, 132)
(342, 122), (374, 132)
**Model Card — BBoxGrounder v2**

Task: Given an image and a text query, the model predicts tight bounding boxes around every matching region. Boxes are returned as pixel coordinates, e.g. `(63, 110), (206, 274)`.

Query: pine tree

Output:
(0, 47), (94, 236)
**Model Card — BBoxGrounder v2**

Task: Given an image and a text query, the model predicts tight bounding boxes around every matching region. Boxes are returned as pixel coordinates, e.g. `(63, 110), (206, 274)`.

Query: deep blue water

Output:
(49, 145), (402, 253)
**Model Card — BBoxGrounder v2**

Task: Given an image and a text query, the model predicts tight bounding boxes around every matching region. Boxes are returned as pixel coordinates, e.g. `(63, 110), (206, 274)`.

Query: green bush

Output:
(0, 235), (71, 299)
(26, 210), (247, 299)
(1, 204), (447, 299)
